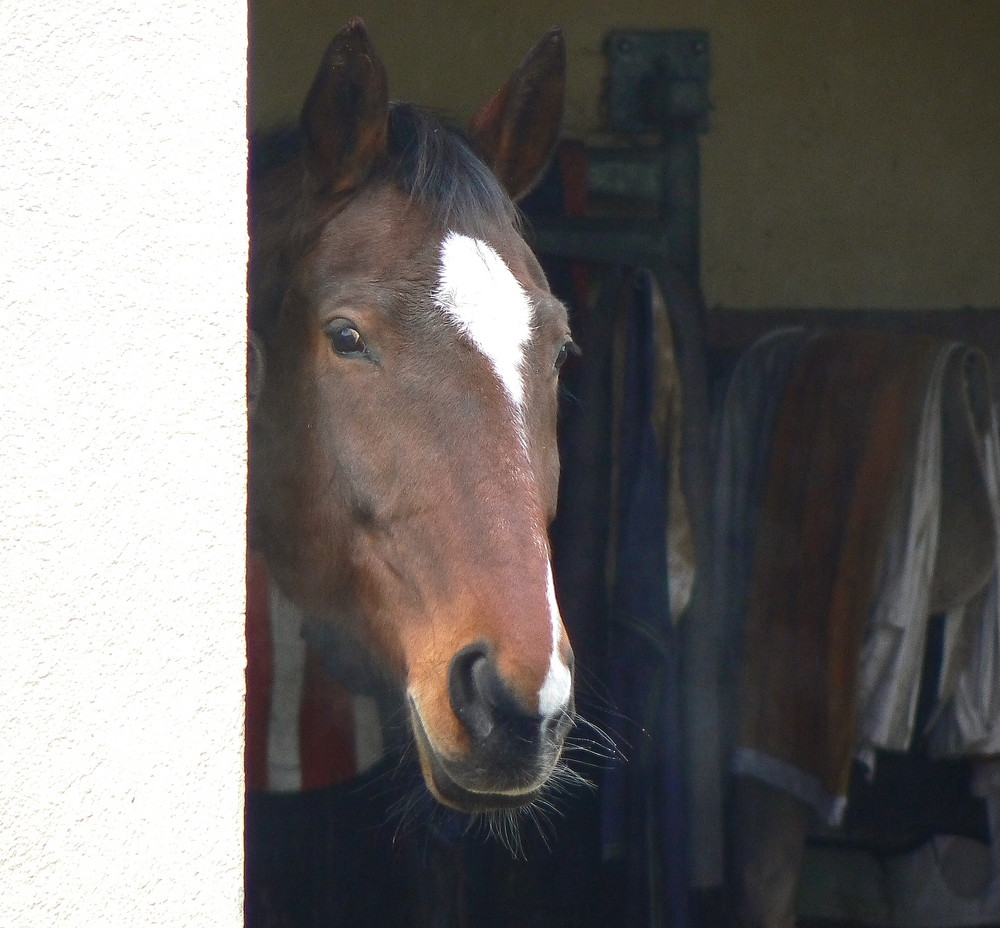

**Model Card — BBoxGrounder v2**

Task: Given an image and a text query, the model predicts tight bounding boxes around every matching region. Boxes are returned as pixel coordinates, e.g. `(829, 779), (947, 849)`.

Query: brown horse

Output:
(248, 20), (575, 815)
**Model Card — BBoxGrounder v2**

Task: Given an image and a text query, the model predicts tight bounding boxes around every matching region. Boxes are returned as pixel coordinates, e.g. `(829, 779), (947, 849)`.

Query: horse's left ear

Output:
(469, 29), (566, 202)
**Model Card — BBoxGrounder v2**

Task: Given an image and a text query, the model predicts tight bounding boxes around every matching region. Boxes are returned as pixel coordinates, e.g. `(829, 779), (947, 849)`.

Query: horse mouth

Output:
(407, 700), (549, 813)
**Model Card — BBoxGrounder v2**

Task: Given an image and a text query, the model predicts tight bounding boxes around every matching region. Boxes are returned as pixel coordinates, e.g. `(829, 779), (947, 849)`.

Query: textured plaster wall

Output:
(0, 2), (247, 925)
(250, 0), (1000, 310)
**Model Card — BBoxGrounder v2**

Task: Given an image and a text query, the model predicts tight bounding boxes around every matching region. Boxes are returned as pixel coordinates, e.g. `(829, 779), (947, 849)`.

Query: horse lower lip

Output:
(408, 701), (545, 812)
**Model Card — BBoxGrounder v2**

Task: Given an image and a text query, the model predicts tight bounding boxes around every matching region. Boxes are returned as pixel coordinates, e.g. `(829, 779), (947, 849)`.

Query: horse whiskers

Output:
(573, 711), (618, 745)
(467, 756), (596, 857)
(557, 382), (582, 407)
(475, 808), (526, 858)
(544, 759), (596, 794)
(387, 780), (438, 848)
(380, 746), (601, 860)
(563, 714), (627, 765)
(571, 663), (634, 724)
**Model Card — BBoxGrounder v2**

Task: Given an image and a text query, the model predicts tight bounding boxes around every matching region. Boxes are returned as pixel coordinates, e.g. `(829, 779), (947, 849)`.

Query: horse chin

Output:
(408, 701), (550, 813)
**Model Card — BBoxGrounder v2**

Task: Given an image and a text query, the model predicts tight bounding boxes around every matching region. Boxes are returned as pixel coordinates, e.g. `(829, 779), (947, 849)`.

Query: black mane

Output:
(249, 103), (519, 236)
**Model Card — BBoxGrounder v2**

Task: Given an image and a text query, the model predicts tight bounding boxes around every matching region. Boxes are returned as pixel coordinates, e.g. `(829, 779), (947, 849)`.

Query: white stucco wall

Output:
(0, 2), (247, 925)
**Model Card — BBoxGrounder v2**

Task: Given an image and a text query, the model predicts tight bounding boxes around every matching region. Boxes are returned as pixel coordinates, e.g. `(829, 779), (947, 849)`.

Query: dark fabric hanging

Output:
(599, 270), (691, 928)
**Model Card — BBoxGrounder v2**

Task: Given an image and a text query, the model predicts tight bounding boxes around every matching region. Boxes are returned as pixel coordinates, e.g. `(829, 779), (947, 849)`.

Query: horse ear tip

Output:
(535, 28), (566, 70)
(338, 17), (373, 46)
(541, 27), (565, 52)
(322, 18), (371, 61)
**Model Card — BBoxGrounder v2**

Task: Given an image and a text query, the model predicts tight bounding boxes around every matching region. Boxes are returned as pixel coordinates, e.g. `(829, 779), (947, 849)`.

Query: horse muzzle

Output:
(407, 643), (574, 812)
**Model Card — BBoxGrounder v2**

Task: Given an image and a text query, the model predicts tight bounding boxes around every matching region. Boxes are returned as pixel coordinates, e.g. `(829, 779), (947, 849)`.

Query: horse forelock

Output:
(386, 103), (521, 239)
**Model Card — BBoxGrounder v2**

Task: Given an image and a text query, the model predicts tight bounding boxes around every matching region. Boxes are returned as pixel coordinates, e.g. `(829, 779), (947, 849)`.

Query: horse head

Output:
(248, 20), (574, 813)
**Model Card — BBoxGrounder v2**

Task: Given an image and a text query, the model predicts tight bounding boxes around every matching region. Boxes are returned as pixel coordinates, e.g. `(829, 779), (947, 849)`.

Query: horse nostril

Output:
(448, 643), (537, 745)
(448, 643), (493, 741)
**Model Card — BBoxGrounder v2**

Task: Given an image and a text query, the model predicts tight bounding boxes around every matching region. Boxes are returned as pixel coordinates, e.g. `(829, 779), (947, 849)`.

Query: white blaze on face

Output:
(434, 232), (572, 721)
(539, 564), (573, 719)
(434, 232), (532, 441)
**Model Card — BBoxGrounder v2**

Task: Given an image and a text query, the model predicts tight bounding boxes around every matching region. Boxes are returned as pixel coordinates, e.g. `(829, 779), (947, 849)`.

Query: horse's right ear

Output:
(300, 19), (389, 197)
(469, 29), (566, 202)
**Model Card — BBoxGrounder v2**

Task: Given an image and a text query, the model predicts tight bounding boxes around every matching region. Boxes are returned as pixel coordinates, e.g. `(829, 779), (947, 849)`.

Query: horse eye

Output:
(554, 339), (580, 373)
(327, 320), (366, 356)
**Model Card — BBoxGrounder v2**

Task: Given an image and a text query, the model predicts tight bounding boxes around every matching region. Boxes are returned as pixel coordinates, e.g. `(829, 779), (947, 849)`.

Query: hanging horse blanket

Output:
(732, 331), (1000, 825)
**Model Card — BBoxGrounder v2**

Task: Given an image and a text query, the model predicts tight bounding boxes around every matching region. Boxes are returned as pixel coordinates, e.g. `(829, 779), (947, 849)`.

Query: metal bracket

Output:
(605, 30), (711, 134)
